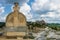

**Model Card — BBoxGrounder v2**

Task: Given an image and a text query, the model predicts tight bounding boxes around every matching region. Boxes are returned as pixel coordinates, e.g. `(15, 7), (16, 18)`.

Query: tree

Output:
(40, 20), (46, 28)
(0, 22), (5, 28)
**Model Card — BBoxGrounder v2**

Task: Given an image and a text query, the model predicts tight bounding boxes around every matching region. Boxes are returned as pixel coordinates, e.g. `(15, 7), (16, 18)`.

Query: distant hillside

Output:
(46, 23), (60, 30)
(0, 22), (5, 28)
(47, 23), (60, 27)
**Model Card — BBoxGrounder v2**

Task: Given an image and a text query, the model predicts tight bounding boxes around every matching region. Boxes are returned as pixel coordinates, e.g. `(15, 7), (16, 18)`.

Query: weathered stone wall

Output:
(6, 12), (26, 27)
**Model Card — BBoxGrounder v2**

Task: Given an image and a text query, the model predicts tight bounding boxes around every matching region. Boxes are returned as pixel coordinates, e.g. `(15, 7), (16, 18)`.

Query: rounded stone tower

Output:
(5, 2), (27, 37)
(6, 2), (26, 27)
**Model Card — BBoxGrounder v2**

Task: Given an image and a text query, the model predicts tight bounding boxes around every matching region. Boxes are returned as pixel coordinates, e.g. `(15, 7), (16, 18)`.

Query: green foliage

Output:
(47, 23), (60, 30)
(28, 35), (35, 39)
(0, 22), (5, 28)
(27, 20), (46, 28)
(23, 36), (28, 39)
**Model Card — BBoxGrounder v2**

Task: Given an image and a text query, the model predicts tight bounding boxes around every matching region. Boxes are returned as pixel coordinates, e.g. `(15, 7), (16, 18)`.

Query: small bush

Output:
(29, 35), (35, 39)
(23, 36), (28, 39)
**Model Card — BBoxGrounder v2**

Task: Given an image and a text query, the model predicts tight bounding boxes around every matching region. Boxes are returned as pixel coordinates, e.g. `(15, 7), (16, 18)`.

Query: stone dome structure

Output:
(6, 2), (26, 27)
(5, 2), (27, 37)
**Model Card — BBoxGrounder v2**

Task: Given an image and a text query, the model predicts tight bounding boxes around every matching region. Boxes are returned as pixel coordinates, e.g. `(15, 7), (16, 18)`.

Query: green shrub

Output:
(28, 35), (35, 39)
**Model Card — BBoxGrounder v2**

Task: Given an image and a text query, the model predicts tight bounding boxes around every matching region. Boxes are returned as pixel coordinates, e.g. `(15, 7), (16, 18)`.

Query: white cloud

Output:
(0, 7), (4, 15)
(20, 3), (31, 14)
(49, 3), (57, 10)
(0, 4), (5, 22)
(40, 12), (60, 23)
(0, 16), (6, 22)
(0, 7), (4, 16)
(0, 12), (8, 22)
(32, 0), (49, 11)
(49, 1), (60, 10)
(41, 12), (60, 18)
(31, 0), (60, 23)
(41, 12), (56, 18)
(20, 3), (32, 20)
(32, 0), (60, 11)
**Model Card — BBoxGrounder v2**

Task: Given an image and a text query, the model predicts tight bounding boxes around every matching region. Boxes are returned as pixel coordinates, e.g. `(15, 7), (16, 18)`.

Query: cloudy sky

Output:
(0, 0), (60, 23)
